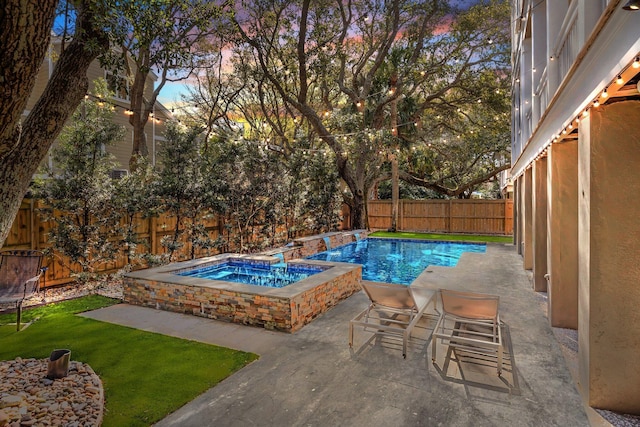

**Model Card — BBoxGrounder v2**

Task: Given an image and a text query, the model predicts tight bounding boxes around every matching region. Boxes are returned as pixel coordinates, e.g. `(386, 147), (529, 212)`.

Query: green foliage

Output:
(376, 180), (446, 200)
(0, 296), (258, 427)
(32, 79), (125, 279)
(302, 150), (343, 233)
(112, 157), (160, 267)
(219, 138), (286, 252)
(154, 122), (226, 261)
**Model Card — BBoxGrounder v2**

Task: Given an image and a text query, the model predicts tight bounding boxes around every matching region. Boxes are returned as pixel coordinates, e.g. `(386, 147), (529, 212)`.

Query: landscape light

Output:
(622, 0), (640, 11)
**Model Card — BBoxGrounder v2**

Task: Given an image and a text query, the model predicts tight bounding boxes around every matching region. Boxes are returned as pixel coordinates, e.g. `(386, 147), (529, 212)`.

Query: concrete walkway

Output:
(84, 244), (590, 426)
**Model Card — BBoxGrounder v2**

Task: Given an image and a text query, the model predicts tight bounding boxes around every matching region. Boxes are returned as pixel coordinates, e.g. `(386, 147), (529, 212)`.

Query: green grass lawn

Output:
(369, 230), (514, 244)
(0, 296), (258, 426)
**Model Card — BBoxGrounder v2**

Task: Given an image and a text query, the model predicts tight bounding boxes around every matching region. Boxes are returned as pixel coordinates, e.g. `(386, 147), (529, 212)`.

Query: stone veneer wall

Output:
(123, 266), (361, 333)
(289, 268), (362, 328)
(292, 230), (370, 258)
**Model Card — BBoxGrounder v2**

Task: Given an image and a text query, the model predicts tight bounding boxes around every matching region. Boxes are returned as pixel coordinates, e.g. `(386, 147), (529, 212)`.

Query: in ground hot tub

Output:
(123, 254), (362, 332)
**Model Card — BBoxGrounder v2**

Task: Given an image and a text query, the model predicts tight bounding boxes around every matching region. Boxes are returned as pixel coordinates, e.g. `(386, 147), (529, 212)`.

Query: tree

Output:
(229, 0), (510, 229)
(32, 79), (125, 280)
(98, 0), (228, 169)
(184, 60), (345, 241)
(112, 158), (160, 267)
(0, 0), (109, 248)
(154, 122), (226, 261)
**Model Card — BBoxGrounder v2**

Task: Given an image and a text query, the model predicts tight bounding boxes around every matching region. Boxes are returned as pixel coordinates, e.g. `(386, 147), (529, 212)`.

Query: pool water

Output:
(306, 238), (485, 285)
(177, 262), (323, 288)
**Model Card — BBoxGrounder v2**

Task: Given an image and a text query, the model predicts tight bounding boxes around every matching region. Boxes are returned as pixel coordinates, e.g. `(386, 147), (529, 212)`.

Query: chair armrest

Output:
(23, 275), (41, 295)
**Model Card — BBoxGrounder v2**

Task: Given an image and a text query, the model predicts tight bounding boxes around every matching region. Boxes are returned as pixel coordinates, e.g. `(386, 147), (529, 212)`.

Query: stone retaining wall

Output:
(123, 261), (361, 333)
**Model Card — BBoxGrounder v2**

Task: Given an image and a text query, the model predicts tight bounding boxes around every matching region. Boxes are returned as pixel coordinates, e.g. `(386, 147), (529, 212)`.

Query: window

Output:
(106, 71), (130, 101)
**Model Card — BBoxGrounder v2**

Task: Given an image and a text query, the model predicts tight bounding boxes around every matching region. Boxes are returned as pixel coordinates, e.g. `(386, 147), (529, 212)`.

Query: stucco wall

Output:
(578, 100), (640, 413)
(547, 140), (578, 329)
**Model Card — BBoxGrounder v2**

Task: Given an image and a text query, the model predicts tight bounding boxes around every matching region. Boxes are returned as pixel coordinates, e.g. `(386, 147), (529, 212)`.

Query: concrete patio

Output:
(84, 243), (595, 426)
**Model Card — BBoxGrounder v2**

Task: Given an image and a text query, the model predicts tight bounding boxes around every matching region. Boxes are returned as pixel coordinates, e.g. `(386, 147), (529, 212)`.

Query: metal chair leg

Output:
(16, 300), (22, 332)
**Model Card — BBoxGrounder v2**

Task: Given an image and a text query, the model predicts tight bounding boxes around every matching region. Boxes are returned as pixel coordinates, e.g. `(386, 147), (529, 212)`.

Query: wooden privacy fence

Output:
(3, 200), (224, 287)
(367, 199), (513, 235)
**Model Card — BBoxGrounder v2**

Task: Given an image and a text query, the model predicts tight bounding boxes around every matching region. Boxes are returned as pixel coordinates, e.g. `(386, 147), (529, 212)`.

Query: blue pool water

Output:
(306, 238), (485, 285)
(177, 261), (323, 288)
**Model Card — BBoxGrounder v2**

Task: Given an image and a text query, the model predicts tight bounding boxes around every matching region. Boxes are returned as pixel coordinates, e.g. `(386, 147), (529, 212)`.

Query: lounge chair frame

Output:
(431, 288), (503, 375)
(349, 282), (435, 358)
(0, 250), (45, 331)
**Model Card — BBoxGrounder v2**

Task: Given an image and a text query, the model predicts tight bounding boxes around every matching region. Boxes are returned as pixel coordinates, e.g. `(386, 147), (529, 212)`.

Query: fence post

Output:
(150, 216), (157, 254)
(30, 199), (36, 250)
(448, 199), (452, 233)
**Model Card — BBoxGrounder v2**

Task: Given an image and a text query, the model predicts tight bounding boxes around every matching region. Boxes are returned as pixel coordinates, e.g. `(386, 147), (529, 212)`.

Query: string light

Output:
(82, 93), (170, 124)
(616, 75), (624, 85)
(633, 57), (640, 68)
(601, 88), (608, 98)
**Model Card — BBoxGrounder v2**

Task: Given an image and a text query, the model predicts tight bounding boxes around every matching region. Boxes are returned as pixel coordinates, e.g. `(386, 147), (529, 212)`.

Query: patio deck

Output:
(84, 243), (598, 426)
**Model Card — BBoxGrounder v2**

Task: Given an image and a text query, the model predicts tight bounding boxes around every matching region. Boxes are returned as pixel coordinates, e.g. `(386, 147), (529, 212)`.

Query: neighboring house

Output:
(24, 39), (172, 173)
(510, 0), (640, 415)
(497, 170), (513, 199)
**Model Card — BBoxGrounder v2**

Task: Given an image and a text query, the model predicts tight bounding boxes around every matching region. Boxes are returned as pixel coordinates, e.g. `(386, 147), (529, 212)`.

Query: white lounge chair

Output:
(349, 281), (435, 358)
(432, 288), (504, 375)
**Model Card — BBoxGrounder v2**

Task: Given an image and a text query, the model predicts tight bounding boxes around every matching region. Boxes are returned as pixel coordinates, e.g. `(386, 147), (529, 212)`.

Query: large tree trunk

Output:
(350, 189), (367, 230)
(0, 1), (108, 247)
(128, 63), (150, 169)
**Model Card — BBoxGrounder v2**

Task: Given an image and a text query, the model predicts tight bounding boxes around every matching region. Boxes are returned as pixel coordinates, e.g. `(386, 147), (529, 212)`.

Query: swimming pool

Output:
(306, 238), (485, 285)
(177, 261), (323, 288)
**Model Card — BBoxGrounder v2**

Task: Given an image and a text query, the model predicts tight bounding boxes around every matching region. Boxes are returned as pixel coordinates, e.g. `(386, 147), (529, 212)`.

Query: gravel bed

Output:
(0, 358), (103, 427)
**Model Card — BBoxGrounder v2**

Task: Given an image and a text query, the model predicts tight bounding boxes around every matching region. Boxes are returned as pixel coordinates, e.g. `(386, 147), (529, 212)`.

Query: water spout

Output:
(323, 236), (331, 250)
(354, 232), (361, 241)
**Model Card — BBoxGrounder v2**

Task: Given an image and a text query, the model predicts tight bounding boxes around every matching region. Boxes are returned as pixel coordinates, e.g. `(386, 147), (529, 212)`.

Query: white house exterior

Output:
(511, 0), (640, 414)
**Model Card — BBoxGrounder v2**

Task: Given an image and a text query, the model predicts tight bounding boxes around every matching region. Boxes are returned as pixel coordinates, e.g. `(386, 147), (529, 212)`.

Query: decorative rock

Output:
(0, 358), (103, 426)
(0, 396), (24, 408)
(0, 409), (9, 426)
